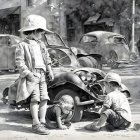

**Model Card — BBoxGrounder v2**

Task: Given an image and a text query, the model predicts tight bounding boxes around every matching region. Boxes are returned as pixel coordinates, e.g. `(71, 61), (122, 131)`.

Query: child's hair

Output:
(23, 29), (44, 35)
(59, 95), (74, 106)
(109, 81), (121, 88)
(23, 30), (34, 35)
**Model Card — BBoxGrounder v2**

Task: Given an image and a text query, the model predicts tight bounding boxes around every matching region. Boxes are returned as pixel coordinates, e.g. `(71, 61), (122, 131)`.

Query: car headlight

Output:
(91, 74), (96, 82)
(86, 73), (92, 81)
(79, 71), (86, 81)
(75, 71), (96, 83)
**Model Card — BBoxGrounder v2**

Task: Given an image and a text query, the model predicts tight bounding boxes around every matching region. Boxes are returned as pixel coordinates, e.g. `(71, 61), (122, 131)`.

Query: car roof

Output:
(85, 31), (124, 38)
(0, 34), (19, 37)
(0, 34), (21, 41)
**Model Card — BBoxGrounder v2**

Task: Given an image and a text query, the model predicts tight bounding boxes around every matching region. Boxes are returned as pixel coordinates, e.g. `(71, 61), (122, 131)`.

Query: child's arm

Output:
(98, 94), (112, 114)
(99, 106), (108, 114)
(15, 43), (31, 78)
(65, 111), (73, 122)
(47, 64), (54, 81)
(45, 49), (54, 81)
(55, 106), (67, 129)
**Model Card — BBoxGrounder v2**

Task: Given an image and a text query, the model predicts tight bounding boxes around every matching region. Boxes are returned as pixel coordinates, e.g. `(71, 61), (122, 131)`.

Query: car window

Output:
(81, 35), (97, 43)
(0, 36), (10, 46)
(114, 37), (126, 44)
(44, 33), (65, 47)
(0, 36), (6, 46)
(108, 36), (126, 44)
(48, 49), (71, 67)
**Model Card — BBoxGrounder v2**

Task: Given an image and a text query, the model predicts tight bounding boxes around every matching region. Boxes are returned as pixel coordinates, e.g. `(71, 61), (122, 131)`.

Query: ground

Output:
(0, 62), (140, 140)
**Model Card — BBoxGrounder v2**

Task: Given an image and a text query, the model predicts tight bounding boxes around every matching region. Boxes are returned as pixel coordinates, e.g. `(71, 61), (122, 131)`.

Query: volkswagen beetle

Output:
(77, 31), (130, 69)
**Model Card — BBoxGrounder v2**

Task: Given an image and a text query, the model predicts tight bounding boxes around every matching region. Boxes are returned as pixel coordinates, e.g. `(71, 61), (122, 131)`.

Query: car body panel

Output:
(0, 34), (21, 70)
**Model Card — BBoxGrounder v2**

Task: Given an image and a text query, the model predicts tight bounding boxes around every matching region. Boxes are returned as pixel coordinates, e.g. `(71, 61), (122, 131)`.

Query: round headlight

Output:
(86, 73), (92, 81)
(80, 72), (86, 81)
(91, 74), (97, 82)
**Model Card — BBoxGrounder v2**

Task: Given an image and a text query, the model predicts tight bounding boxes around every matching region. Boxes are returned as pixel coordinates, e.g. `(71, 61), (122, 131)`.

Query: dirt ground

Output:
(0, 63), (140, 140)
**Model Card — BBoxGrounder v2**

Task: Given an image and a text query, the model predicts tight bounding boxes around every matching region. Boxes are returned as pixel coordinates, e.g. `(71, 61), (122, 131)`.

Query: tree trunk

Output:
(113, 23), (120, 33)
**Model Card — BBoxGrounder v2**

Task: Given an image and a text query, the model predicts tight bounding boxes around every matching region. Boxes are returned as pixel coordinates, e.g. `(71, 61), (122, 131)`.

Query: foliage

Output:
(67, 0), (140, 28)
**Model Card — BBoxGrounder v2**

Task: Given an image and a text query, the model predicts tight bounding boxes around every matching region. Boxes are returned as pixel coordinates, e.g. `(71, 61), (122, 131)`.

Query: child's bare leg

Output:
(85, 113), (107, 131)
(30, 102), (40, 125)
(96, 113), (108, 128)
(39, 100), (48, 123)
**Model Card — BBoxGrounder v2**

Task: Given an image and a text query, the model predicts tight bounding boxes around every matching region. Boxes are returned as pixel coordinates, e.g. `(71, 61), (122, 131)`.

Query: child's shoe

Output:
(105, 124), (115, 132)
(41, 122), (57, 129)
(133, 123), (140, 131)
(65, 121), (71, 128)
(84, 123), (100, 131)
(32, 123), (50, 135)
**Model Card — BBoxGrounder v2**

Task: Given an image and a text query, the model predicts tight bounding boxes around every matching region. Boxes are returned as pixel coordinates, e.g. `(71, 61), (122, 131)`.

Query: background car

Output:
(77, 31), (130, 69)
(71, 47), (102, 69)
(0, 34), (21, 71)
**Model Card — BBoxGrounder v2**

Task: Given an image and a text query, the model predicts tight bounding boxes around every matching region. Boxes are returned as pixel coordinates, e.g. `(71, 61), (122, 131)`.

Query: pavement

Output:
(0, 62), (140, 140)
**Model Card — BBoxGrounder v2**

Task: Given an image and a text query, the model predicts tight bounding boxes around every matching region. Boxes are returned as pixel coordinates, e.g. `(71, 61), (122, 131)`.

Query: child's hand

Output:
(65, 121), (71, 128)
(27, 72), (35, 82)
(59, 125), (68, 130)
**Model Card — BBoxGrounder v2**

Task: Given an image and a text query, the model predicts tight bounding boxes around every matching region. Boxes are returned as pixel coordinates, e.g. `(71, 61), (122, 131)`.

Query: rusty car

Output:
(77, 31), (130, 69)
(2, 32), (131, 122)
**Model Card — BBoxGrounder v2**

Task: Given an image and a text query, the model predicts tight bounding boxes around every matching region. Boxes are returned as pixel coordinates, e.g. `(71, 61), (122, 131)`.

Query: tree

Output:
(67, 0), (140, 33)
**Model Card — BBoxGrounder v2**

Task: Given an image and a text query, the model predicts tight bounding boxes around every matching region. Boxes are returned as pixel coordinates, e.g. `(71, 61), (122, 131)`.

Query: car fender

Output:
(110, 49), (121, 59)
(107, 44), (130, 60)
(48, 72), (89, 92)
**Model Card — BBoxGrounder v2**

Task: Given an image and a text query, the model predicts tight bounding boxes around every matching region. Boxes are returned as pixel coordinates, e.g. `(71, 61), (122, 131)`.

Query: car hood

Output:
(52, 66), (106, 77)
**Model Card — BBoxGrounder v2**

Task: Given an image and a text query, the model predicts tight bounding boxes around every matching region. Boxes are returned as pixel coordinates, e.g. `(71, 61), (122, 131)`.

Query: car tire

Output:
(107, 51), (119, 69)
(2, 87), (9, 104)
(54, 89), (83, 122)
(78, 57), (94, 68)
(87, 56), (98, 68)
(87, 56), (102, 69)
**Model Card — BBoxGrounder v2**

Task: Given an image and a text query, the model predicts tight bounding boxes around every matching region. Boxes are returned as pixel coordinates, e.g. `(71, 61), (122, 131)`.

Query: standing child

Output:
(16, 15), (54, 135)
(45, 95), (74, 129)
(85, 72), (131, 131)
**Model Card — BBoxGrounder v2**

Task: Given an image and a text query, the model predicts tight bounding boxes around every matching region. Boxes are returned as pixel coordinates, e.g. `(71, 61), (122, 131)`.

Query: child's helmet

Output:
(18, 14), (52, 33)
(59, 95), (74, 106)
(98, 72), (122, 86)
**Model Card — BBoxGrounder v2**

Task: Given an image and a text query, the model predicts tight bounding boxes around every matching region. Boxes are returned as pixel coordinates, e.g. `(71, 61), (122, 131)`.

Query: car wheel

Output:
(78, 57), (94, 68)
(87, 56), (98, 68)
(1, 87), (9, 104)
(87, 56), (102, 69)
(130, 52), (137, 62)
(107, 51), (119, 69)
(54, 89), (83, 122)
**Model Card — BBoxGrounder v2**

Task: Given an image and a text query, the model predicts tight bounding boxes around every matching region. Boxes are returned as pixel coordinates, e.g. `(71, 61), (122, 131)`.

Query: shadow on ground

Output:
(0, 123), (31, 133)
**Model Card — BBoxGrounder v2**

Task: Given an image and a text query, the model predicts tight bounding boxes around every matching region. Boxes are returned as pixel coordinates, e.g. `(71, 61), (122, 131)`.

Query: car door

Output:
(0, 36), (8, 70)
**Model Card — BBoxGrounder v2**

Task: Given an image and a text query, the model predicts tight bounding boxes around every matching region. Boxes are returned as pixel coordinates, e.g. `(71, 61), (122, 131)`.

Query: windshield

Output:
(48, 48), (72, 67)
(44, 33), (66, 48)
